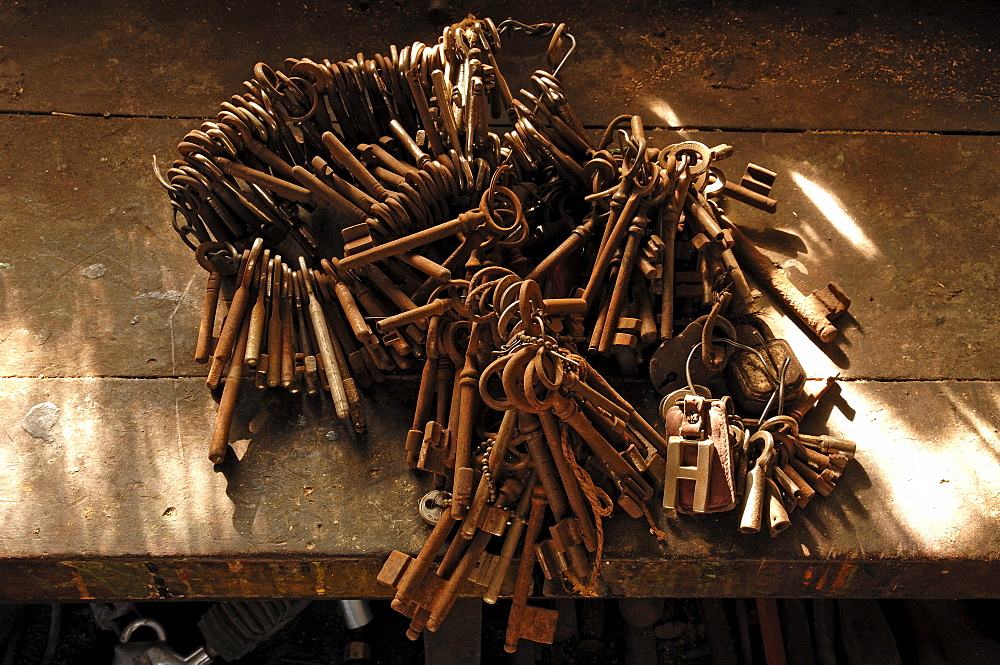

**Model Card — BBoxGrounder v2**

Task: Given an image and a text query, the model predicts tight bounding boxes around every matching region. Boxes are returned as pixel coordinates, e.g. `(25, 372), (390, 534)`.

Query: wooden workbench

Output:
(1, 0), (998, 600)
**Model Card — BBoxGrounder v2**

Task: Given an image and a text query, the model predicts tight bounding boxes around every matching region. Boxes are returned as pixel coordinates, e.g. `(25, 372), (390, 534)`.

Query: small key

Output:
(739, 430), (775, 533)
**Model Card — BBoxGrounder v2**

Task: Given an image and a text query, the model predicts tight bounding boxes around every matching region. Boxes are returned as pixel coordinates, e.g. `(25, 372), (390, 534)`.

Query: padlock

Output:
(649, 314), (737, 394)
(723, 317), (805, 415)
(661, 390), (739, 513)
(113, 619), (212, 665)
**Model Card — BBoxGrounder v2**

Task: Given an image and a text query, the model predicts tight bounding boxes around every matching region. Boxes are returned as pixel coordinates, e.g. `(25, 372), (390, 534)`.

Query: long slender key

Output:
(461, 409), (518, 539)
(728, 223), (849, 342)
(208, 317), (250, 464)
(449, 322), (482, 518)
(245, 251), (270, 367)
(279, 267), (296, 389)
(407, 317), (441, 468)
(383, 506), (456, 613)
(291, 269), (320, 395)
(538, 412), (598, 552)
(195, 270), (221, 363)
(739, 431), (775, 533)
(504, 488), (558, 653)
(483, 470), (539, 604)
(299, 257), (350, 421)
(518, 412), (590, 581)
(208, 238), (263, 388)
(266, 257), (284, 387)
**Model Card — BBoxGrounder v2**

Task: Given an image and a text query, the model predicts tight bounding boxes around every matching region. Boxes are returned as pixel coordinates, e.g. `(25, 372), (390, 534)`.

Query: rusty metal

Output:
(161, 15), (865, 654)
(504, 488), (558, 653)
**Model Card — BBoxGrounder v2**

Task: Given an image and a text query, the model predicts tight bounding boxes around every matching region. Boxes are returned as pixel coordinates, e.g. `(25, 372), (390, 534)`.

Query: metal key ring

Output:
(121, 618), (168, 644)
(496, 300), (523, 342)
(279, 76), (321, 122)
(746, 430), (775, 469)
(491, 274), (523, 317)
(287, 58), (329, 89)
(758, 415), (800, 438)
(501, 346), (544, 412)
(662, 141), (713, 176)
(202, 126), (240, 157)
(520, 353), (558, 412)
(517, 279), (545, 336)
(195, 241), (238, 274)
(253, 61), (284, 100)
(216, 110), (253, 144)
(468, 266), (517, 293)
(704, 166), (727, 195)
(480, 353), (515, 411)
(171, 208), (204, 252)
(533, 346), (564, 391)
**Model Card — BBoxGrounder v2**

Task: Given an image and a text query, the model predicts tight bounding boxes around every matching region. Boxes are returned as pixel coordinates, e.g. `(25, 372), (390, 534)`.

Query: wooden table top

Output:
(0, 0), (997, 600)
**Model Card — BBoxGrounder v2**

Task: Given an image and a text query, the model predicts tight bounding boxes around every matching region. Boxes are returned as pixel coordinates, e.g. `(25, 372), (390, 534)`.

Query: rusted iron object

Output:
(159, 14), (861, 655)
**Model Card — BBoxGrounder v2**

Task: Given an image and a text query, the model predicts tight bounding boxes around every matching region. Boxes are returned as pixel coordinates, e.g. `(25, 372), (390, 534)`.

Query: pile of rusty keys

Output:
(158, 15), (860, 652)
(380, 268), (669, 651)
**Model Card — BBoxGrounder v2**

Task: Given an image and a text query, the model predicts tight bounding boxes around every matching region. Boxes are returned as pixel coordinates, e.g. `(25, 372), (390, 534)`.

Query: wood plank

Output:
(0, 116), (203, 378)
(0, 1), (995, 131)
(644, 130), (1000, 381)
(1, 377), (997, 598)
(2, 116), (997, 381)
(0, 377), (430, 558)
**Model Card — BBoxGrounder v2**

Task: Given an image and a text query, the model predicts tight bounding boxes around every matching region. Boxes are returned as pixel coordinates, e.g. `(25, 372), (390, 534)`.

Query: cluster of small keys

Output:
(161, 16), (859, 654)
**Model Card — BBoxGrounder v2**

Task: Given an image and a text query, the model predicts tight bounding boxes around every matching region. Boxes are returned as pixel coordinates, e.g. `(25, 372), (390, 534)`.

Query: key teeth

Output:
(342, 223), (376, 255)
(810, 281), (852, 318)
(742, 163), (778, 196)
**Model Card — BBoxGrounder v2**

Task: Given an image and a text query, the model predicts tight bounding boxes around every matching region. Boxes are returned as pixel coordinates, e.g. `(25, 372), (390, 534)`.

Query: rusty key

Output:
(504, 487), (558, 653)
(208, 238), (263, 388)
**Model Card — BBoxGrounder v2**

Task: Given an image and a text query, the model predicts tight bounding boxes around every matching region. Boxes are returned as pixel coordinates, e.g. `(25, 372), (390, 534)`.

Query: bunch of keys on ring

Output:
(660, 332), (857, 537)
(379, 269), (670, 652)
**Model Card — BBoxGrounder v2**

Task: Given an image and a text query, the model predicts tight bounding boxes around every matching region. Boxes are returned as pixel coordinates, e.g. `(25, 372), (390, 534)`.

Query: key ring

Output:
(746, 430), (775, 471)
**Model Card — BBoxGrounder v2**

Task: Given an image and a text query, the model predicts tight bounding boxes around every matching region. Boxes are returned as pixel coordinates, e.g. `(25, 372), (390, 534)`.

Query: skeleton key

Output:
(279, 267), (297, 390)
(526, 216), (597, 283)
(208, 310), (250, 464)
(290, 268), (321, 395)
(597, 199), (657, 353)
(449, 321), (483, 518)
(266, 257), (284, 387)
(766, 476), (791, 537)
(518, 411), (590, 581)
(381, 504), (456, 617)
(504, 487), (558, 653)
(482, 469), (539, 604)
(549, 391), (653, 508)
(299, 258), (351, 421)
(739, 430), (775, 533)
(770, 437), (803, 512)
(417, 321), (460, 476)
(332, 184), (516, 272)
(321, 131), (389, 201)
(728, 223), (850, 343)
(460, 409), (518, 540)
(576, 357), (669, 455)
(659, 158), (691, 339)
(720, 163), (778, 213)
(421, 473), (524, 635)
(349, 274), (412, 359)
(582, 178), (656, 310)
(538, 412), (598, 552)
(207, 238), (263, 389)
(195, 270), (222, 364)
(407, 316), (441, 468)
